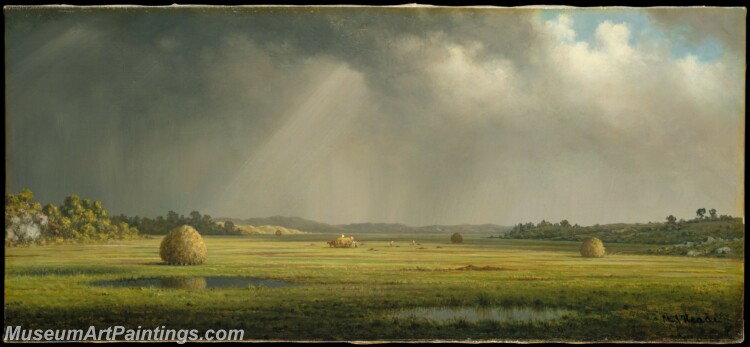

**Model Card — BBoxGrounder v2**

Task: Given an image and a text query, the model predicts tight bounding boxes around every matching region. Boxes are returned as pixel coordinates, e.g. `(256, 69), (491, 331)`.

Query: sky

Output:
(5, 6), (746, 226)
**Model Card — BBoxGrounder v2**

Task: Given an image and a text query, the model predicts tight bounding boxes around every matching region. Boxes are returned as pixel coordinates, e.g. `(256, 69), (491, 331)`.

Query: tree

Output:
(224, 220), (236, 233)
(189, 211), (202, 222)
(451, 232), (463, 244)
(81, 224), (97, 239)
(201, 214), (212, 226)
(709, 208), (717, 219)
(93, 200), (104, 215)
(43, 204), (62, 237)
(166, 210), (180, 224)
(560, 220), (571, 228)
(18, 188), (34, 203)
(81, 210), (97, 225)
(666, 215), (676, 224)
(696, 208), (706, 219)
(62, 195), (82, 217)
(59, 217), (73, 238)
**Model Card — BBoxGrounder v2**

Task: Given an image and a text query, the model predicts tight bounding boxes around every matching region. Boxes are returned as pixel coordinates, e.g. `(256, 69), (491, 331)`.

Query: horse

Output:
(327, 241), (336, 248)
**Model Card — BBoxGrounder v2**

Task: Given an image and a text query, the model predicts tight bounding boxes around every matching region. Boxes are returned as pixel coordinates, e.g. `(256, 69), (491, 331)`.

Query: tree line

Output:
(112, 211), (239, 236)
(503, 208), (741, 245)
(6, 188), (240, 247)
(665, 208), (733, 226)
(5, 188), (139, 246)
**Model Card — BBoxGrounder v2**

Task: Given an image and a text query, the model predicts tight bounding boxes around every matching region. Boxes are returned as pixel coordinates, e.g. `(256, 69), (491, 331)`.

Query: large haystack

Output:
(160, 225), (207, 265)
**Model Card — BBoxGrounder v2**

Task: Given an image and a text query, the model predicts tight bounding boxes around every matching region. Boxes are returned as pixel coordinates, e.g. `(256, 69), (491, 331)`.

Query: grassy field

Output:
(4, 233), (744, 342)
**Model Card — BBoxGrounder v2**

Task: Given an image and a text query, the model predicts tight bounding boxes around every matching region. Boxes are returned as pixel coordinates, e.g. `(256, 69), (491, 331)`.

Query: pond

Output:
(93, 276), (296, 290)
(392, 306), (574, 323)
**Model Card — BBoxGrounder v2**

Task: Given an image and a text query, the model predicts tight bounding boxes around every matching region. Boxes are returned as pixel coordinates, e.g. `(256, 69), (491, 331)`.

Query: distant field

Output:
(222, 223), (310, 235)
(4, 234), (744, 342)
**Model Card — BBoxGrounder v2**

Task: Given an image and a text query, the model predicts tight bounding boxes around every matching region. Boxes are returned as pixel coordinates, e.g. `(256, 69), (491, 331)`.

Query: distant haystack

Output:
(451, 232), (463, 244)
(160, 225), (207, 265)
(580, 237), (606, 258)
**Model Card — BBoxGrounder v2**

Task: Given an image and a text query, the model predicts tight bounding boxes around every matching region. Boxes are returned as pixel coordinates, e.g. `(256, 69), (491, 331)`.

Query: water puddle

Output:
(93, 276), (296, 290)
(392, 306), (574, 323)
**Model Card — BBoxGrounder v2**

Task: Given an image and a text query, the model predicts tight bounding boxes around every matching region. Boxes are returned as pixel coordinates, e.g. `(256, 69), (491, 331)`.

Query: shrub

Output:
(159, 225), (207, 265)
(580, 237), (605, 258)
(275, 229), (282, 236)
(451, 232), (463, 244)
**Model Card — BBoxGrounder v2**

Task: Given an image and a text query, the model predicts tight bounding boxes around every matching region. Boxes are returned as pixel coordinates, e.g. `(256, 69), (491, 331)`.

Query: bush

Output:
(159, 225), (207, 265)
(451, 232), (463, 244)
(580, 237), (605, 258)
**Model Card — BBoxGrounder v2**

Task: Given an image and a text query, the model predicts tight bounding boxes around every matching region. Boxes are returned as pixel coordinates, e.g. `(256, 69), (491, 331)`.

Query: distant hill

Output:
(235, 224), (309, 235)
(219, 216), (344, 233)
(215, 216), (512, 234)
(343, 223), (413, 233)
(416, 224), (508, 233)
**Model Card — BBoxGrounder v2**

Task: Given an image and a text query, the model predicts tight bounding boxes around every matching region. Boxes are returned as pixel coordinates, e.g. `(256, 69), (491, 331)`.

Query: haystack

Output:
(160, 225), (207, 265)
(580, 237), (606, 258)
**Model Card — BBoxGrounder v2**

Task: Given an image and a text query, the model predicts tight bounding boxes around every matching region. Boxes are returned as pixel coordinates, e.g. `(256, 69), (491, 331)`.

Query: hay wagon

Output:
(328, 234), (357, 248)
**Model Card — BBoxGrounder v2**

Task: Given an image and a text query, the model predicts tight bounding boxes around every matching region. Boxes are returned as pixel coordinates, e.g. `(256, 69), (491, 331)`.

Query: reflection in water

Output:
(93, 276), (295, 290)
(393, 306), (573, 323)
(161, 277), (207, 290)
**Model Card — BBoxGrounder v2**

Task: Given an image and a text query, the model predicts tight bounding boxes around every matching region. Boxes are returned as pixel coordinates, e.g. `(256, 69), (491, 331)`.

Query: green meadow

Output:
(4, 233), (744, 342)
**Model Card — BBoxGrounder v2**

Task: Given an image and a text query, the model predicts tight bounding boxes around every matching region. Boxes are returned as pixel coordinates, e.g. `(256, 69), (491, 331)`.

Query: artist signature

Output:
(661, 313), (722, 324)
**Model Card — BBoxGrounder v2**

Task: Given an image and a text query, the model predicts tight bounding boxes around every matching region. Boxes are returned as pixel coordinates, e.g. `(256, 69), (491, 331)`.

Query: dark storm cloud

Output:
(5, 6), (745, 225)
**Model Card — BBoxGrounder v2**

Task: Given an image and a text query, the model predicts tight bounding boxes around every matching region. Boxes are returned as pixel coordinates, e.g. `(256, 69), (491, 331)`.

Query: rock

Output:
(704, 236), (715, 244)
(714, 247), (731, 255)
(687, 250), (701, 256)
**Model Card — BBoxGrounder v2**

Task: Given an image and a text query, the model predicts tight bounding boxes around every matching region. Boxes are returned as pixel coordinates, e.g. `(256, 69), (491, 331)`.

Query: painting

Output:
(4, 5), (745, 343)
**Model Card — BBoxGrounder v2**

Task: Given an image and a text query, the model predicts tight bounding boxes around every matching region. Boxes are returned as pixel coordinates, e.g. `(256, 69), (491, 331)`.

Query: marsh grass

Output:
(4, 234), (744, 342)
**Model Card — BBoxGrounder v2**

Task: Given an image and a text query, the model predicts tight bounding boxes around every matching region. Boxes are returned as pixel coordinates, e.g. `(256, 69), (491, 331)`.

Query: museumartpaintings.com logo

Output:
(3, 325), (244, 343)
